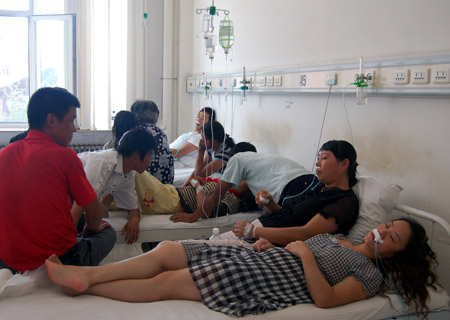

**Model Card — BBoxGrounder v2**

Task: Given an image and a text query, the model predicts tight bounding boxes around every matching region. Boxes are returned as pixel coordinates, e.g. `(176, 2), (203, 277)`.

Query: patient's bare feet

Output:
(45, 259), (89, 293)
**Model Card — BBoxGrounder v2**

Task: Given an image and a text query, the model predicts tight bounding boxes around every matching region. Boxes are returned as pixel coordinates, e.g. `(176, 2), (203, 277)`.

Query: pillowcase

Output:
(347, 176), (403, 243)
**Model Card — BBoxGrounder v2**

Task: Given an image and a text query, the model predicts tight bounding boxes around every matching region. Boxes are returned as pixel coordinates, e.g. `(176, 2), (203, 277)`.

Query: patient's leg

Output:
(85, 268), (202, 302)
(46, 241), (188, 292)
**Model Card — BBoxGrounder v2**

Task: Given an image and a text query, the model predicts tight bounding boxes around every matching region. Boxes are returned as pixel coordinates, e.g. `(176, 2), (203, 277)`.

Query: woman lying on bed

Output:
(232, 140), (359, 245)
(46, 218), (438, 318)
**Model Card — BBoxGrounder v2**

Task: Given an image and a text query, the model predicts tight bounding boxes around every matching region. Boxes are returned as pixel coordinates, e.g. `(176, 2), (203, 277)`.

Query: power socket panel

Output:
(411, 69), (429, 84)
(393, 70), (410, 84)
(432, 68), (450, 84)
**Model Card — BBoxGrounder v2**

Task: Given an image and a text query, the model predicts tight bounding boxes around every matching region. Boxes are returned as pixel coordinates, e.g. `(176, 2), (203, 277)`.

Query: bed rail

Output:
(394, 204), (450, 247)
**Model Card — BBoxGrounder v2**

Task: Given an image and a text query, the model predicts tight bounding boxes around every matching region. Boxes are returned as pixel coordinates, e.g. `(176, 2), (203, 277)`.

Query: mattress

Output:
(0, 273), (448, 320)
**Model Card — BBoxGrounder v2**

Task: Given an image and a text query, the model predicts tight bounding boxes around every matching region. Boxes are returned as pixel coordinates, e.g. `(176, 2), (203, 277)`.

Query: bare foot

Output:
(45, 259), (89, 293)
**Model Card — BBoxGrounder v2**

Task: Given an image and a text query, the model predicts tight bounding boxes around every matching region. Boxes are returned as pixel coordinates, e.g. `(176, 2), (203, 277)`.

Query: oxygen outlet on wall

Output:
(353, 56), (370, 105)
(240, 66), (251, 104)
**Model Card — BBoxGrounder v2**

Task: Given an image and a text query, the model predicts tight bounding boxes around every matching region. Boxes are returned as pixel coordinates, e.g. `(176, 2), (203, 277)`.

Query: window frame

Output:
(0, 1), (76, 128)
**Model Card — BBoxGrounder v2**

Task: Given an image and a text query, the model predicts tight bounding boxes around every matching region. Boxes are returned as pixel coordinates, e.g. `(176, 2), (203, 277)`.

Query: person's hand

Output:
(193, 176), (205, 186)
(285, 240), (311, 259)
(82, 219), (111, 237)
(121, 216), (140, 244)
(232, 221), (256, 238)
(255, 190), (273, 206)
(253, 238), (275, 252)
(170, 212), (198, 223)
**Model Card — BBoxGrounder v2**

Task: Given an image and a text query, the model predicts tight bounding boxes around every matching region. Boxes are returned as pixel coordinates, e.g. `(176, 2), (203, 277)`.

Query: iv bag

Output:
(219, 17), (234, 54)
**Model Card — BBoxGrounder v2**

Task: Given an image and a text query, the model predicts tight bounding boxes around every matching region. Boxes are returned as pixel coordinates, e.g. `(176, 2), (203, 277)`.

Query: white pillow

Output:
(347, 176), (403, 244)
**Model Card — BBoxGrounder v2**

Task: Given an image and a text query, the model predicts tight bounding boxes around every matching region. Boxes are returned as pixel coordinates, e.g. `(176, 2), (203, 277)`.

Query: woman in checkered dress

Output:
(46, 218), (438, 318)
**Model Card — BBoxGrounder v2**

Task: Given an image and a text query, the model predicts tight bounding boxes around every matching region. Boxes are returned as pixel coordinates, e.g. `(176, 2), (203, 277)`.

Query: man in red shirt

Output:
(0, 87), (116, 274)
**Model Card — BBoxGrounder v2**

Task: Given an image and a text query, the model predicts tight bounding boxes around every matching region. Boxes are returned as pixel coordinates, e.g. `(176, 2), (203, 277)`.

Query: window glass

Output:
(34, 19), (68, 88)
(34, 0), (64, 15)
(0, 16), (29, 123)
(0, 0), (30, 12)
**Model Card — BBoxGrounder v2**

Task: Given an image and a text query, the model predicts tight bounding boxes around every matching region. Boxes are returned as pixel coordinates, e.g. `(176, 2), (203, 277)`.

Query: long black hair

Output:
(202, 121), (235, 149)
(379, 217), (439, 318)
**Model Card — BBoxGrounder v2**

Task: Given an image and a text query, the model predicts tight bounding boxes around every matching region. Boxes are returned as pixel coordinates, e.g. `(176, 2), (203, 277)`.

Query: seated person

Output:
(74, 128), (156, 245)
(170, 142), (258, 223)
(183, 120), (235, 185)
(103, 110), (136, 149)
(131, 100), (174, 184)
(0, 87), (115, 274)
(46, 218), (439, 318)
(170, 107), (215, 169)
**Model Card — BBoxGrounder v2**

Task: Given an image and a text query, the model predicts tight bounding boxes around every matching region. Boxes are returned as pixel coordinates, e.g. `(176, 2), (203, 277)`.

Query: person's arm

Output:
(170, 142), (198, 158)
(83, 198), (104, 232)
(121, 209), (140, 244)
(71, 202), (85, 226)
(181, 141), (208, 187)
(234, 213), (338, 245)
(234, 180), (249, 195)
(285, 240), (367, 307)
(195, 159), (226, 177)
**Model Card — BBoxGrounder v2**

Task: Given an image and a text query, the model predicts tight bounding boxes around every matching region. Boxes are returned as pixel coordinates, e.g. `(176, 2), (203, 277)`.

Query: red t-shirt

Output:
(0, 130), (97, 272)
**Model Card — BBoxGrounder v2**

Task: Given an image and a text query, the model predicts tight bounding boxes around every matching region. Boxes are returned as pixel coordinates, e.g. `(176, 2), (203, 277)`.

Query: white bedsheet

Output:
(104, 210), (262, 244)
(0, 271), (448, 320)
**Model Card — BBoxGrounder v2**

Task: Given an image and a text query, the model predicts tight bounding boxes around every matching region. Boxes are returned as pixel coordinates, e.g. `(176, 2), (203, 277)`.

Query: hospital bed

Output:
(1, 178), (449, 320)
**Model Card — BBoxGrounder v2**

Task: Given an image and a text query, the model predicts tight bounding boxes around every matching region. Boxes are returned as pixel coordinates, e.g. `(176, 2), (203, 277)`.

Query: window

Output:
(0, 0), (75, 126)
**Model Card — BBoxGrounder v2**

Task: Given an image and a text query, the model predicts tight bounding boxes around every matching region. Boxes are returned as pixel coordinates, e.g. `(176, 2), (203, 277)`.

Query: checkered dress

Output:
(182, 234), (382, 317)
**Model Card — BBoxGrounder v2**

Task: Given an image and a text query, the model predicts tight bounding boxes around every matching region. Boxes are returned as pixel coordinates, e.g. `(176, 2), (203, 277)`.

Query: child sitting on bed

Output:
(45, 218), (439, 318)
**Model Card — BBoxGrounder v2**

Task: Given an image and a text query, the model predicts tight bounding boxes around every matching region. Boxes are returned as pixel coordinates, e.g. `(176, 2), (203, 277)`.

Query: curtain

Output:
(76, 0), (171, 137)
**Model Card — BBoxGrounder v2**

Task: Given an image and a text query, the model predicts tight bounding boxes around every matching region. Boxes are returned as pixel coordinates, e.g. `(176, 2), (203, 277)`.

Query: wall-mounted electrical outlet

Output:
(393, 70), (410, 84)
(411, 69), (429, 84)
(258, 77), (266, 87)
(325, 73), (337, 86)
(266, 76), (274, 86)
(274, 76), (282, 86)
(432, 68), (450, 84)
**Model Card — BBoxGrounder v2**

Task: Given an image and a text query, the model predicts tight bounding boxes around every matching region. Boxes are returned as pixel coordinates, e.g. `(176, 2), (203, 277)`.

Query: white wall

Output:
(173, 0), (450, 291)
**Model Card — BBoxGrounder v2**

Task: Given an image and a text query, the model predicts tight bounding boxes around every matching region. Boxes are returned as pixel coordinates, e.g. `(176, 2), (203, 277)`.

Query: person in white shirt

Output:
(170, 107), (216, 169)
(73, 128), (156, 244)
